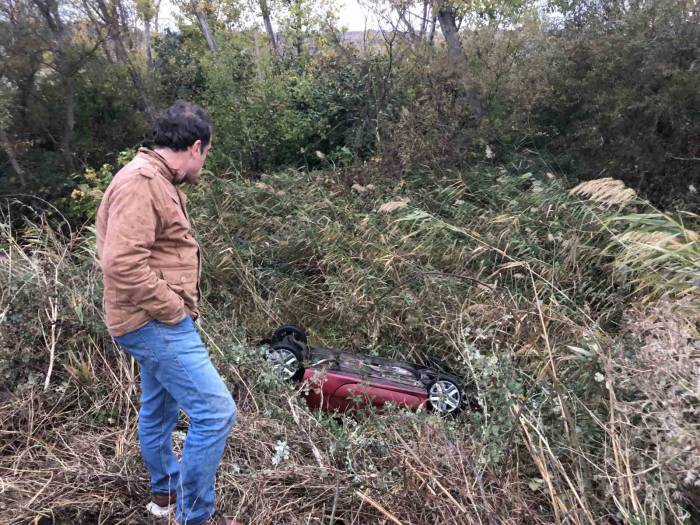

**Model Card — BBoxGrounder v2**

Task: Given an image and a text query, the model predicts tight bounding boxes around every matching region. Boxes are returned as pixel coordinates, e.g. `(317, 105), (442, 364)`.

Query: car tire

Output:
(272, 324), (308, 345)
(427, 377), (463, 416)
(267, 343), (305, 382)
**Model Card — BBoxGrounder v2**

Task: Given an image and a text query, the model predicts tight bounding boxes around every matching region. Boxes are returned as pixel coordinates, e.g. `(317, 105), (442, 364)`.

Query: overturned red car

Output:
(260, 324), (471, 416)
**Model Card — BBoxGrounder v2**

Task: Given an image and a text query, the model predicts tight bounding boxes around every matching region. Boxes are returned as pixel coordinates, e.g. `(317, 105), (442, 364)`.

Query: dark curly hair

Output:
(152, 101), (213, 151)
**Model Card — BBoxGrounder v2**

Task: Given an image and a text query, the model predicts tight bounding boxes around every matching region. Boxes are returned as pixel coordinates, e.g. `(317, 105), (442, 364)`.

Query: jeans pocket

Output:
(114, 330), (139, 349)
(115, 320), (160, 362)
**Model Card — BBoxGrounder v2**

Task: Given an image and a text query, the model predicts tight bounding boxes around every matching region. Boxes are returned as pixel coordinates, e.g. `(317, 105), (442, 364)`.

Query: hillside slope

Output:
(1, 162), (698, 524)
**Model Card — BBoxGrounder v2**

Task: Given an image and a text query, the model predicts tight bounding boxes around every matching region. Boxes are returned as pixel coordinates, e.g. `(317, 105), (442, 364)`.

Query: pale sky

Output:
(337, 0), (382, 31)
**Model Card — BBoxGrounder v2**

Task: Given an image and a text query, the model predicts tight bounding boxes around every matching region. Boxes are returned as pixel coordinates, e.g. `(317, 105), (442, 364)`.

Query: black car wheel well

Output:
(272, 324), (308, 345)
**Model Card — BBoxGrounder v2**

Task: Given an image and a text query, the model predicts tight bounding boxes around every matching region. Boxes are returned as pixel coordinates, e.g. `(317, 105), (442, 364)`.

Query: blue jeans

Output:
(114, 316), (237, 525)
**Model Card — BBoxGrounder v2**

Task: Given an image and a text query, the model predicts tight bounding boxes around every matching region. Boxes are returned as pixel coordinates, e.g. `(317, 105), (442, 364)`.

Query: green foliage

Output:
(152, 28), (209, 102)
(2, 0), (698, 221)
(525, 0), (700, 210)
(202, 38), (392, 173)
(68, 148), (133, 220)
(71, 60), (150, 160)
(69, 165), (113, 220)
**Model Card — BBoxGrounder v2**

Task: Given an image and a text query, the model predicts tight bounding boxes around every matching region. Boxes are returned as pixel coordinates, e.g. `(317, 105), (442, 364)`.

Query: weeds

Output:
(1, 167), (697, 523)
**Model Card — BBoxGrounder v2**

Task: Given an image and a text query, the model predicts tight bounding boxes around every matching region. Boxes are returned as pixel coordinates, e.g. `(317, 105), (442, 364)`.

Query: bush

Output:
(526, 1), (700, 210)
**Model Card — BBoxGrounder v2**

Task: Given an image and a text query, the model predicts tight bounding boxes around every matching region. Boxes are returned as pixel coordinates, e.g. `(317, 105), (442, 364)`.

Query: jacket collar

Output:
(138, 147), (182, 185)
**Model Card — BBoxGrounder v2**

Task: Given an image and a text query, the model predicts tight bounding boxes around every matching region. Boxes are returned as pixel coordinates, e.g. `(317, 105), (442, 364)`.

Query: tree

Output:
(258, 0), (278, 54)
(80, 0), (156, 121)
(367, 0), (485, 118)
(135, 0), (159, 67)
(190, 0), (219, 53)
(0, 0), (44, 182)
(435, 0), (463, 60)
(30, 0), (86, 171)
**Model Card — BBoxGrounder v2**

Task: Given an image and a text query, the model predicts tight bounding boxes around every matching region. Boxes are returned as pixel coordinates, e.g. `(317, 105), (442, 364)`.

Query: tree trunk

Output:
(136, 1), (160, 70)
(144, 17), (153, 68)
(32, 0), (76, 170)
(436, 2), (463, 61)
(192, 4), (218, 54)
(0, 128), (27, 187)
(117, 0), (134, 49)
(153, 0), (161, 32)
(18, 70), (37, 122)
(435, 2), (485, 120)
(428, 15), (437, 45)
(113, 36), (156, 122)
(259, 0), (278, 54)
(61, 75), (75, 172)
(419, 0), (430, 39)
(397, 6), (418, 42)
(293, 11), (303, 56)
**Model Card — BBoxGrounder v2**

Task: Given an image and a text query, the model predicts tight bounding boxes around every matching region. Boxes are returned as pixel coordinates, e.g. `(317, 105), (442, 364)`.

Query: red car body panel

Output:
(301, 368), (429, 412)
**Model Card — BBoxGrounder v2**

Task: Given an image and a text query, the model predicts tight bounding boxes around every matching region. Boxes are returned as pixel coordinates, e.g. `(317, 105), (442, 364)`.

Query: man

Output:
(96, 101), (240, 525)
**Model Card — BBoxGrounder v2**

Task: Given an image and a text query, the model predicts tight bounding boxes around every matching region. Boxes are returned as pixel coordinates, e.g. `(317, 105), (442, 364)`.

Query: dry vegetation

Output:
(1, 163), (698, 524)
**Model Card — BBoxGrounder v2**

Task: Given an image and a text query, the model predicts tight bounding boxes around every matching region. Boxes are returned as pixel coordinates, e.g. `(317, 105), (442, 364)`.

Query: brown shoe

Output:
(146, 492), (177, 517)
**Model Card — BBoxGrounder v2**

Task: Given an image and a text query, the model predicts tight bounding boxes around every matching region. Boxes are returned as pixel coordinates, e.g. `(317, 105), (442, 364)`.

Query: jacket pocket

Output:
(161, 268), (198, 295)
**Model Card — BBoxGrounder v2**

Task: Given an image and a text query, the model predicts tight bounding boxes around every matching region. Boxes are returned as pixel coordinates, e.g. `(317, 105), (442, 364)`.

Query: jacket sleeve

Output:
(100, 177), (186, 324)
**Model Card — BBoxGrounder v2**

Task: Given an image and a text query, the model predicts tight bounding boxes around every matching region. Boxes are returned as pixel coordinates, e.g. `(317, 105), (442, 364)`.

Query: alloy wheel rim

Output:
(267, 347), (300, 380)
(429, 380), (461, 413)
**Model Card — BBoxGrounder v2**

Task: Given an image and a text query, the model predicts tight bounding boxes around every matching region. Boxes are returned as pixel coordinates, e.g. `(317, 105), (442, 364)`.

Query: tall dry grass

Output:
(1, 169), (697, 523)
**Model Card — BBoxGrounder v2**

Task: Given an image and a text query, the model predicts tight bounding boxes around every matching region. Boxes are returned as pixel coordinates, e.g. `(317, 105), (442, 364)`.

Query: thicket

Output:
(1, 0), (698, 212)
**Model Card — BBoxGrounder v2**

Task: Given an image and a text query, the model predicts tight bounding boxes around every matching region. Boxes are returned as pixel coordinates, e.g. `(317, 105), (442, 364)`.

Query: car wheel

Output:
(272, 324), (308, 344)
(267, 343), (305, 381)
(428, 378), (462, 415)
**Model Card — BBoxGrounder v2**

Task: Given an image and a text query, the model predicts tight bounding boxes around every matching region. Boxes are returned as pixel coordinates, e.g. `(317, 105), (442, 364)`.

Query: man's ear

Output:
(192, 139), (202, 156)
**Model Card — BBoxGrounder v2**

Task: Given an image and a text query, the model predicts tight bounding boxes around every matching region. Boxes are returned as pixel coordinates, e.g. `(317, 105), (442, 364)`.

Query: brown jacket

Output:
(96, 148), (201, 337)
